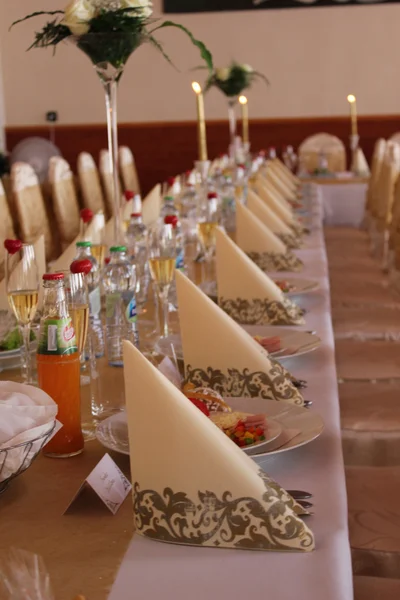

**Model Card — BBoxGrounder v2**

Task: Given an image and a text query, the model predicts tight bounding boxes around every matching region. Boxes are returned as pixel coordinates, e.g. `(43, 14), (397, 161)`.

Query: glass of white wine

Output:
(148, 224), (176, 341)
(197, 196), (221, 294)
(5, 240), (39, 384)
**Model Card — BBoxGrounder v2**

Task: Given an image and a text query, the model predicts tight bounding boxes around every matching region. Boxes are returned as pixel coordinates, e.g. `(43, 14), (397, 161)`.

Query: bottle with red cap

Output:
(164, 215), (185, 272)
(160, 194), (179, 221)
(126, 211), (149, 307)
(37, 272), (84, 457)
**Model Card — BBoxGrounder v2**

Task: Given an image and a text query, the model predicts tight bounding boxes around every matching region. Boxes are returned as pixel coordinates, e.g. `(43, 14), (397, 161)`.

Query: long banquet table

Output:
(108, 196), (354, 599)
(0, 194), (353, 600)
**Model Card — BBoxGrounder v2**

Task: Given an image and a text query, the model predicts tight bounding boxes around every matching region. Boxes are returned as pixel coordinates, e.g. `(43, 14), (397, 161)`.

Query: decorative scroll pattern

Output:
(219, 297), (305, 326)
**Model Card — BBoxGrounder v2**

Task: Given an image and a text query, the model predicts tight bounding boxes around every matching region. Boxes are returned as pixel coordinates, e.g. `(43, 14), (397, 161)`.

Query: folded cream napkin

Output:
(176, 270), (304, 405)
(216, 228), (305, 326)
(272, 158), (301, 187)
(264, 165), (297, 201)
(254, 182), (294, 224)
(123, 341), (314, 552)
(247, 190), (301, 249)
(141, 183), (162, 228)
(0, 236), (46, 311)
(0, 381), (57, 448)
(236, 202), (303, 272)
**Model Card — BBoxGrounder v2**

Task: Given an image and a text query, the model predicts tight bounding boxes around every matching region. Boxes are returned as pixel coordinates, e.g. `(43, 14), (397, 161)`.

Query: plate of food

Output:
(95, 398), (322, 459)
(155, 327), (321, 362)
(96, 400), (281, 457)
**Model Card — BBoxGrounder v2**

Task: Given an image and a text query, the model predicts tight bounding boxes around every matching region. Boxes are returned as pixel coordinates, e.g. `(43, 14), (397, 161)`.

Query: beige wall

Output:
(0, 0), (399, 126)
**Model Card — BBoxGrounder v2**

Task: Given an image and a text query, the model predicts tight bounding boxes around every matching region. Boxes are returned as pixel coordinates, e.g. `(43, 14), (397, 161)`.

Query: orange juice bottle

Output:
(37, 272), (84, 458)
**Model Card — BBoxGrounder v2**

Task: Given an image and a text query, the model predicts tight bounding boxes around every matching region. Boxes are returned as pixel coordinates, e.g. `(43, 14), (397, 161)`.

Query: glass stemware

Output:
(148, 225), (177, 341)
(5, 241), (39, 384)
(197, 196), (221, 294)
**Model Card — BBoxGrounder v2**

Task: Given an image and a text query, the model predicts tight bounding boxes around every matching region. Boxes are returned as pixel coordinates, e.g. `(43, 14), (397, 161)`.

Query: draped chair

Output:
(77, 151), (106, 214)
(10, 162), (57, 261)
(298, 133), (346, 173)
(48, 157), (80, 250)
(119, 146), (141, 195)
(389, 131), (400, 146)
(371, 142), (400, 264)
(365, 138), (386, 229)
(99, 149), (114, 219)
(0, 179), (16, 281)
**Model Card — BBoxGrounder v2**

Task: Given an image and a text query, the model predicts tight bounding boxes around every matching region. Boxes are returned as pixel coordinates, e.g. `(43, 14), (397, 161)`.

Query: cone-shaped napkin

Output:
(123, 340), (314, 551)
(142, 184), (161, 227)
(273, 158), (300, 186)
(216, 228), (304, 325)
(351, 147), (370, 177)
(0, 235), (46, 311)
(255, 172), (293, 211)
(264, 166), (297, 201)
(176, 270), (304, 404)
(236, 202), (303, 272)
(247, 190), (300, 249)
(254, 182), (294, 224)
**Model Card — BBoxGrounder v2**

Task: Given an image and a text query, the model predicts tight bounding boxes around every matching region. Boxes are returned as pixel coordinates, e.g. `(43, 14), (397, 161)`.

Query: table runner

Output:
(108, 198), (354, 600)
(316, 182), (367, 227)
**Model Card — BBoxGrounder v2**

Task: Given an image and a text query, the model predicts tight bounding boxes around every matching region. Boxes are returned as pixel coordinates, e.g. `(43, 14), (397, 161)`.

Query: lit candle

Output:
(347, 94), (358, 136)
(192, 81), (208, 161)
(239, 95), (249, 144)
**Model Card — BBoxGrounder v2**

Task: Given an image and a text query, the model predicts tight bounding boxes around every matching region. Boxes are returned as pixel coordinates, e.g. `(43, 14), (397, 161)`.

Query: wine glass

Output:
(148, 225), (176, 341)
(197, 196), (221, 294)
(5, 240), (39, 384)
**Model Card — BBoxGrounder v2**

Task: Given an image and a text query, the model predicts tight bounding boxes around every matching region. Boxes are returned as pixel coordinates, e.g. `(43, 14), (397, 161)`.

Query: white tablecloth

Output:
(316, 182), (367, 227)
(109, 199), (353, 600)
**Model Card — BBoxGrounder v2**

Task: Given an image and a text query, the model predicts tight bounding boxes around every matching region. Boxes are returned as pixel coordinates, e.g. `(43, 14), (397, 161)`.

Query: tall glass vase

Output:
(96, 63), (124, 245)
(227, 97), (238, 163)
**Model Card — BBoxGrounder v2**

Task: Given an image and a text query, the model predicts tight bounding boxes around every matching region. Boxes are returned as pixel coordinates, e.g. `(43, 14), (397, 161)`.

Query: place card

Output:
(65, 453), (132, 515)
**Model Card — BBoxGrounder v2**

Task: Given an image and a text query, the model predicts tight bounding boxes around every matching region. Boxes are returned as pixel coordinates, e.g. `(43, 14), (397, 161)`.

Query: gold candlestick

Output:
(347, 94), (358, 136)
(192, 81), (208, 161)
(239, 95), (249, 144)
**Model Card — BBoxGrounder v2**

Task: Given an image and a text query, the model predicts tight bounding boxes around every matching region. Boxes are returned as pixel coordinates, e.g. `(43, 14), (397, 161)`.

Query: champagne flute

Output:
(148, 225), (176, 340)
(5, 240), (39, 384)
(197, 195), (221, 294)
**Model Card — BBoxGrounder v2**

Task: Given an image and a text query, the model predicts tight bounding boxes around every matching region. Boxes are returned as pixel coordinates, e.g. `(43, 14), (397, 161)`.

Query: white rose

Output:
(62, 0), (95, 35)
(215, 67), (231, 82)
(241, 64), (253, 73)
(120, 0), (153, 18)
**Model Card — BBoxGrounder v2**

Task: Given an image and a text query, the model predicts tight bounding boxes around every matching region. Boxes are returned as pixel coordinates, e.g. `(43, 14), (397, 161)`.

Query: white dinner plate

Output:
(95, 401), (322, 460)
(155, 327), (321, 362)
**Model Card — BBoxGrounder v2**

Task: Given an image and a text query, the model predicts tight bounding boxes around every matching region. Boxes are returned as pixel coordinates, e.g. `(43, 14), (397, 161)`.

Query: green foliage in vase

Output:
(10, 1), (213, 75)
(204, 62), (268, 98)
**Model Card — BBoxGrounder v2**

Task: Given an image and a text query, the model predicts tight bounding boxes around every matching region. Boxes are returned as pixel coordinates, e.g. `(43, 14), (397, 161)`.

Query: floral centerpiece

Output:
(12, 0), (212, 243)
(204, 62), (268, 159)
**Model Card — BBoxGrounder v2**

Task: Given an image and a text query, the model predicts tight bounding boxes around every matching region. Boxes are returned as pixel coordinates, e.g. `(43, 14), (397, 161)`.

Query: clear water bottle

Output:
(103, 246), (139, 367)
(160, 196), (179, 220)
(74, 241), (104, 357)
(126, 212), (149, 308)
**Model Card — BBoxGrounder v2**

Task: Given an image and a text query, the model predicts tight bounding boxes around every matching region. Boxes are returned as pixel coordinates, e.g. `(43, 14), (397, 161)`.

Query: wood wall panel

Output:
(6, 115), (400, 194)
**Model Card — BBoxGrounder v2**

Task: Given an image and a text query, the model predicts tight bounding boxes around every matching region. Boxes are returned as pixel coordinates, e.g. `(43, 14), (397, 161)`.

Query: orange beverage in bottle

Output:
(37, 272), (84, 458)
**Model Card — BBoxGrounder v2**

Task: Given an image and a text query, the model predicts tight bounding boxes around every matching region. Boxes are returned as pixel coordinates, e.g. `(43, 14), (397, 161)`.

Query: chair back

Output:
(10, 162), (56, 260)
(99, 149), (115, 218)
(389, 131), (400, 146)
(375, 141), (400, 231)
(298, 133), (346, 173)
(0, 179), (16, 280)
(367, 138), (386, 216)
(119, 146), (141, 195)
(77, 152), (105, 213)
(49, 157), (80, 248)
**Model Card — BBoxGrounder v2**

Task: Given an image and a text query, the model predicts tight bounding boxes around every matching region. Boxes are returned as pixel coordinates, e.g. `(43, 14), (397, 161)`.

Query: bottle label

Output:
(38, 318), (78, 355)
(106, 292), (137, 324)
(106, 293), (121, 320)
(125, 296), (137, 323)
(89, 286), (101, 317)
(175, 250), (184, 271)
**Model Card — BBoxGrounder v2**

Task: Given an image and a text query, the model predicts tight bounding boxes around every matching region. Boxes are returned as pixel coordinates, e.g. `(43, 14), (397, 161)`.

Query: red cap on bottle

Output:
(124, 190), (135, 201)
(70, 258), (92, 275)
(238, 164), (246, 169)
(80, 208), (93, 223)
(43, 272), (64, 281)
(164, 215), (178, 228)
(131, 212), (142, 218)
(104, 257), (111, 265)
(4, 239), (22, 254)
(207, 192), (218, 200)
(167, 176), (175, 187)
(185, 170), (192, 177)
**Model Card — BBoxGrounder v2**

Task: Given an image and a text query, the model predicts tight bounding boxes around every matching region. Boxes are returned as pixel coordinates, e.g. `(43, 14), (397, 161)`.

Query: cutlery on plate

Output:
(287, 490), (313, 500)
(296, 500), (313, 510)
